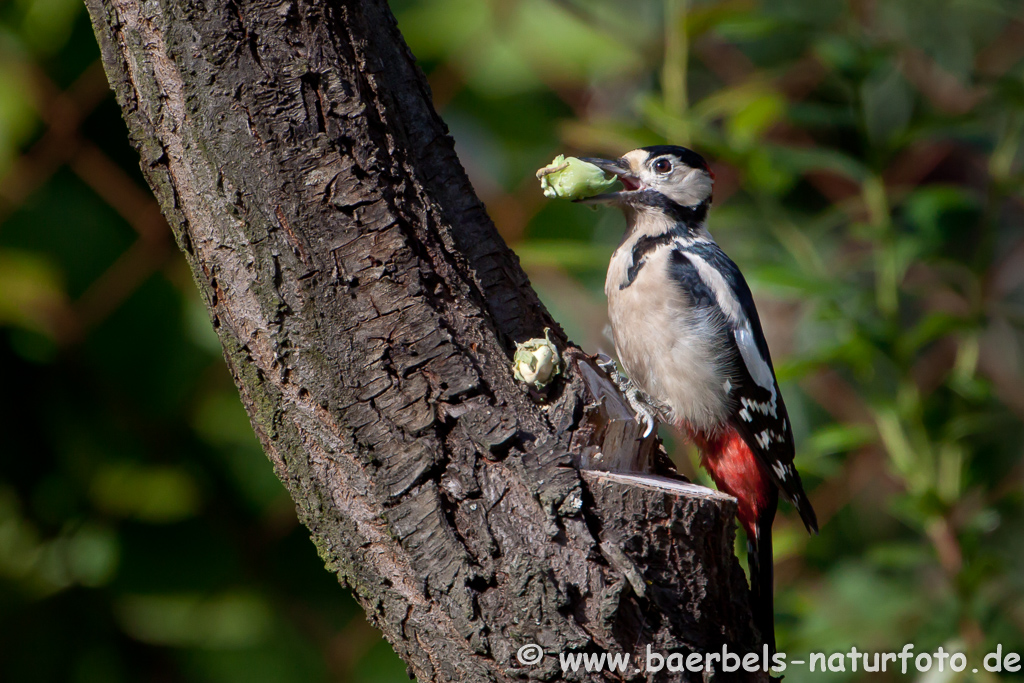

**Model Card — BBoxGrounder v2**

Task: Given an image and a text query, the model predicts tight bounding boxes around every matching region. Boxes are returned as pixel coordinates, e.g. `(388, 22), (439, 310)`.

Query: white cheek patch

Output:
(662, 167), (713, 206)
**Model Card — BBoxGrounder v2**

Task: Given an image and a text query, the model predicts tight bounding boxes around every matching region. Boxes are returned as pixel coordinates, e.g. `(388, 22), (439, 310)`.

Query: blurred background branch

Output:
(1, 0), (1024, 681)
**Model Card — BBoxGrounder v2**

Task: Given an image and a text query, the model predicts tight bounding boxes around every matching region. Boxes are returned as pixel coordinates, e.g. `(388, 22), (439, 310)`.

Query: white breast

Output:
(605, 242), (733, 431)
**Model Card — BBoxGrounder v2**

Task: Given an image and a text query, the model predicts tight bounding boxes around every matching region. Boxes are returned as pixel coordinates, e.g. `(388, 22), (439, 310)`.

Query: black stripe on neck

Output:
(620, 224), (696, 290)
(632, 192), (710, 225)
(618, 196), (709, 290)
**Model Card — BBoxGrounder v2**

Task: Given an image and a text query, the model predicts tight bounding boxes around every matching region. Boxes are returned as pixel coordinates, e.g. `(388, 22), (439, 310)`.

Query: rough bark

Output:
(85, 0), (766, 680)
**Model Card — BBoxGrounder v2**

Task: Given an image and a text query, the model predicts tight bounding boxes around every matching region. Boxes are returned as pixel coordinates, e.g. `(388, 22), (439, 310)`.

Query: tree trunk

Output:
(85, 0), (765, 680)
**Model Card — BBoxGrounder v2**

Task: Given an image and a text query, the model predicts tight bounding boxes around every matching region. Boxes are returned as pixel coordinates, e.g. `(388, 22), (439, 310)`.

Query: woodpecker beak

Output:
(574, 157), (642, 204)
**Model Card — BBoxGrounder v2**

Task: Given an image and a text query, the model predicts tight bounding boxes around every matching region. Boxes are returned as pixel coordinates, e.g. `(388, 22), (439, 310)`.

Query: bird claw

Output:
(635, 405), (656, 438)
(624, 383), (660, 438)
(595, 354), (661, 438)
(594, 353), (617, 375)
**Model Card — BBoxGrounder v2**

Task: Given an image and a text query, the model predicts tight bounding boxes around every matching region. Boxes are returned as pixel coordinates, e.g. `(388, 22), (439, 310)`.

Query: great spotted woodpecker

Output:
(578, 146), (818, 653)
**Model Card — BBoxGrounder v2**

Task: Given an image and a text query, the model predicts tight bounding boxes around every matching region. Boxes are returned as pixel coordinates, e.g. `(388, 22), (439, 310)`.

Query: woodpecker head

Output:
(578, 145), (714, 218)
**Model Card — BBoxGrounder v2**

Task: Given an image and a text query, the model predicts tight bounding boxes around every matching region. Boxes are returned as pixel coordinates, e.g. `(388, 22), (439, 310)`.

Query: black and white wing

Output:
(670, 241), (818, 534)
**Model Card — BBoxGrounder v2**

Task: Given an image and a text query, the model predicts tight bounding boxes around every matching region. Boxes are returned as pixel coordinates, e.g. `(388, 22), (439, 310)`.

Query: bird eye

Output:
(654, 158), (672, 174)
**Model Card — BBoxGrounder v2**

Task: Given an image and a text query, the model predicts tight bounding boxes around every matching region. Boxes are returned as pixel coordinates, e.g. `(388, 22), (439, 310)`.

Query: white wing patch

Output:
(685, 252), (744, 322)
(683, 252), (779, 413)
(734, 325), (775, 393)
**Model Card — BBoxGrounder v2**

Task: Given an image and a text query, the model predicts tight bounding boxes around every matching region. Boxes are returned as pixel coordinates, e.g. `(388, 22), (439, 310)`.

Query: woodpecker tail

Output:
(747, 491), (779, 655)
(687, 426), (782, 652)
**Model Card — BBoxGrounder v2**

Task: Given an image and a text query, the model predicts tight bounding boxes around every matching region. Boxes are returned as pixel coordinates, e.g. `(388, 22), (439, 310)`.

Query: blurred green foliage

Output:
(1, 0), (1023, 681)
(0, 1), (409, 681)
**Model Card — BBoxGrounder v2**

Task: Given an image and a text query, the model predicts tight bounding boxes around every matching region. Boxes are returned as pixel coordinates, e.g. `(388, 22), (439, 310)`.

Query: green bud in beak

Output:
(536, 155), (619, 201)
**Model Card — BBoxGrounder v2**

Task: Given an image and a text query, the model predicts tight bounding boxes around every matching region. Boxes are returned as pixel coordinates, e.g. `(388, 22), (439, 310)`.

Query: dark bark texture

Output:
(85, 0), (766, 680)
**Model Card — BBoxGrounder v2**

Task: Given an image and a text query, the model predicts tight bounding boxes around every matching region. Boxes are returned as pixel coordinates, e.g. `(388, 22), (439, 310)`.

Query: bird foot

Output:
(595, 354), (663, 438)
